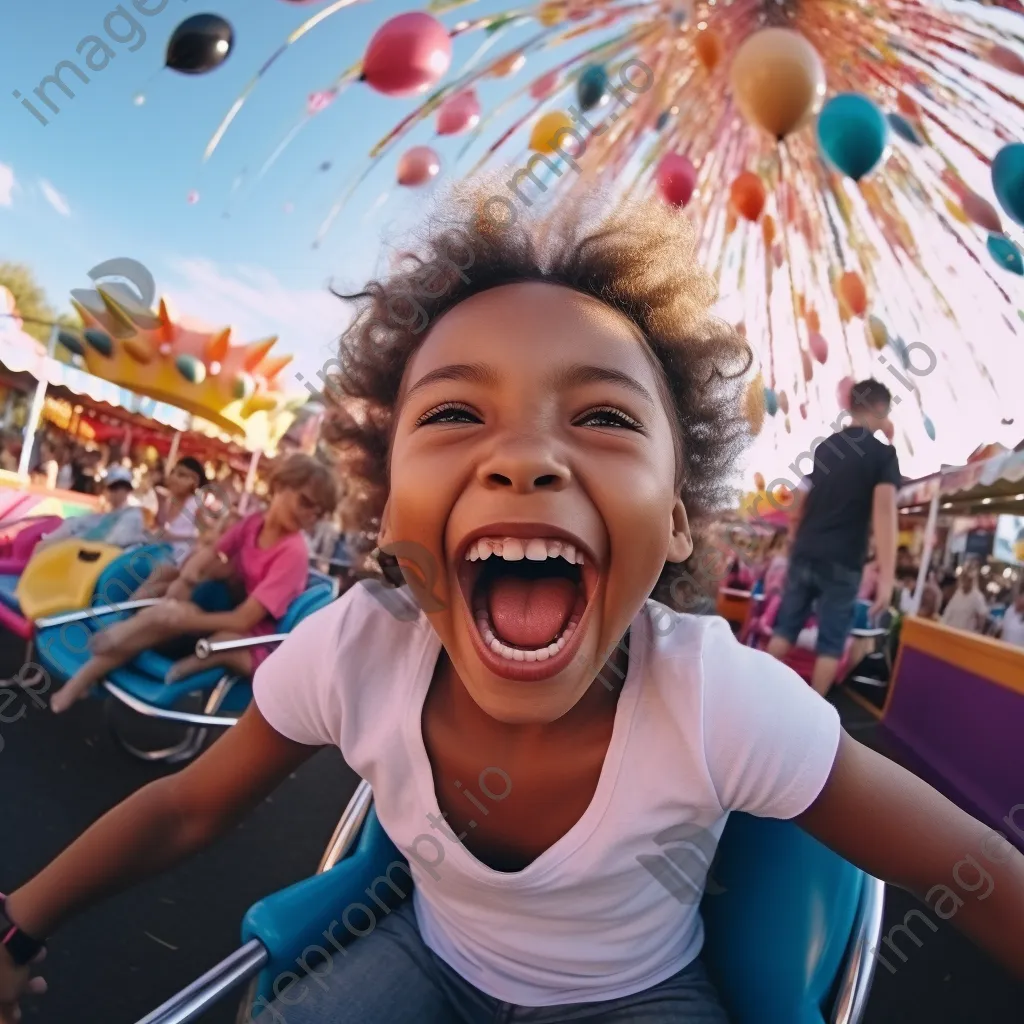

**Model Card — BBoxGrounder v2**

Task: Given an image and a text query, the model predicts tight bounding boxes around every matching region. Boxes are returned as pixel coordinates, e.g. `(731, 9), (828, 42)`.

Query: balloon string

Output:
(203, 0), (368, 163)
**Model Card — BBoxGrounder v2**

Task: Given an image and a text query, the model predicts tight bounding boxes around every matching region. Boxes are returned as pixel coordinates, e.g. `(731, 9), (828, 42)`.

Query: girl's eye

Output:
(574, 406), (644, 431)
(415, 402), (481, 427)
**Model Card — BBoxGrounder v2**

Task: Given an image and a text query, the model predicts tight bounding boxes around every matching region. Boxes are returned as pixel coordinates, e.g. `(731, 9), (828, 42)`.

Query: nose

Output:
(476, 437), (571, 494)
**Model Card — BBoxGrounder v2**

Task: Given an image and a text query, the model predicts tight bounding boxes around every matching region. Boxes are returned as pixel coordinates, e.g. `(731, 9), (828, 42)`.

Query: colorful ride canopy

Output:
(63, 284), (303, 452)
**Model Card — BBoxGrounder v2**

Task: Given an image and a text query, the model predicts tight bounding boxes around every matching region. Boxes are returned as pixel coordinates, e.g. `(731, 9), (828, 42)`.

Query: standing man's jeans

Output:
(773, 556), (862, 657)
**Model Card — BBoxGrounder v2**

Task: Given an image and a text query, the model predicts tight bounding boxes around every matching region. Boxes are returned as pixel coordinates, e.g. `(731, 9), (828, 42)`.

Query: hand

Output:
(0, 946), (47, 1024)
(870, 579), (894, 621)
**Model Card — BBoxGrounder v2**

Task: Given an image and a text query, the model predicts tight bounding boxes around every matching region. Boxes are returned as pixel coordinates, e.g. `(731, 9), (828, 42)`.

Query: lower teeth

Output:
(474, 607), (579, 662)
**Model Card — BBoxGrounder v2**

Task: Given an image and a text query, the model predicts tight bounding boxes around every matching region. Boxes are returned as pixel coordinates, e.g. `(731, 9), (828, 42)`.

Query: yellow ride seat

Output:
(15, 539), (122, 621)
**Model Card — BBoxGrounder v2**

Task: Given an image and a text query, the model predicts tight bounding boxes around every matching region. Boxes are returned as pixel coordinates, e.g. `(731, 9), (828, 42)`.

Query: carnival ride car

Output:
(137, 780), (884, 1024)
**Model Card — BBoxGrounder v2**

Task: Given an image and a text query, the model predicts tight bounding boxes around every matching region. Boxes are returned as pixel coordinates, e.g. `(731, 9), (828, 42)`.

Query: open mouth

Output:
(456, 529), (598, 682)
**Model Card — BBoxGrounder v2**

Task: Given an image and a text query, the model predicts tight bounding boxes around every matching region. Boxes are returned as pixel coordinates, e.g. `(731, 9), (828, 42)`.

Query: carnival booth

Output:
(880, 444), (1024, 851)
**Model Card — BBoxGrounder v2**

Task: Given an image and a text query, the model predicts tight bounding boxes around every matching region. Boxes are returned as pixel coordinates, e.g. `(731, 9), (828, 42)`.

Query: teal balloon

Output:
(57, 330), (85, 355)
(890, 335), (911, 370)
(764, 387), (779, 417)
(817, 93), (889, 181)
(83, 328), (112, 356)
(987, 233), (1024, 275)
(577, 64), (609, 112)
(175, 354), (207, 384)
(992, 143), (1024, 227)
(655, 110), (671, 131)
(923, 415), (936, 442)
(887, 112), (921, 146)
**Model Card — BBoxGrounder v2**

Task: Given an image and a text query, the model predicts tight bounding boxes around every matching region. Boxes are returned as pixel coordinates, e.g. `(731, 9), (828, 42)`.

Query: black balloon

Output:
(166, 14), (234, 75)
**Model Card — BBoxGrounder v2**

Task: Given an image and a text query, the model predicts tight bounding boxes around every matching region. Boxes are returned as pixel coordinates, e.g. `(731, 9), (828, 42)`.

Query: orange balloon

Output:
(725, 207), (738, 235)
(695, 29), (723, 72)
(761, 214), (776, 248)
(730, 171), (766, 222)
(800, 348), (813, 382)
(491, 52), (526, 78)
(837, 270), (868, 318)
(753, 472), (765, 491)
(805, 307), (820, 334)
(896, 93), (919, 118)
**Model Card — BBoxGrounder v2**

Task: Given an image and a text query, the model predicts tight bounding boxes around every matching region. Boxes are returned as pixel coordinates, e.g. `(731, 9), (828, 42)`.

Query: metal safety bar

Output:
(135, 939), (269, 1024)
(102, 682), (240, 728)
(194, 634), (288, 659)
(36, 599), (161, 629)
(831, 875), (886, 1024)
(317, 779), (373, 872)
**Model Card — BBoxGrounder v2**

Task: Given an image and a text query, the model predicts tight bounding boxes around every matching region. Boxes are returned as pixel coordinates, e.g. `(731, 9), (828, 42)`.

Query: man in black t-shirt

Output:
(768, 379), (901, 695)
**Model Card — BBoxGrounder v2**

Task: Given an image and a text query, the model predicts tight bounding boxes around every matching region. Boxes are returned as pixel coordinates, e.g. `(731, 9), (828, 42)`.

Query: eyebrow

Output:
(404, 362), (499, 403)
(404, 360), (656, 406)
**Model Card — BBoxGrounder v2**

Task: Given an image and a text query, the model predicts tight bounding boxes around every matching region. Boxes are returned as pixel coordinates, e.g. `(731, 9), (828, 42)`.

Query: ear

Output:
(666, 498), (693, 563)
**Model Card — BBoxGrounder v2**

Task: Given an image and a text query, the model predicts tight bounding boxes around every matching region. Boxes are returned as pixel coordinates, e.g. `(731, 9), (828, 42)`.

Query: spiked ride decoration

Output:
(200, 0), (1024, 479)
(65, 283), (302, 451)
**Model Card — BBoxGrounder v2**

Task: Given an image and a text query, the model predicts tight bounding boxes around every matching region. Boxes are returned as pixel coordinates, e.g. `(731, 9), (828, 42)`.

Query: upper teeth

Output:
(464, 537), (584, 565)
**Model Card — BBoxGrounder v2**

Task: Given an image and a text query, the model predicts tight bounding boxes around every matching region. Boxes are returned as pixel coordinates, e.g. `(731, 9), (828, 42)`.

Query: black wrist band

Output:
(0, 895), (46, 966)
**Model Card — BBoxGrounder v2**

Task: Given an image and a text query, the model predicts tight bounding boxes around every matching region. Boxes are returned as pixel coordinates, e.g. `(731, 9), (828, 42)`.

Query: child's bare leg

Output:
(165, 632), (253, 683)
(90, 602), (170, 656)
(54, 605), (198, 712)
(132, 563), (180, 600)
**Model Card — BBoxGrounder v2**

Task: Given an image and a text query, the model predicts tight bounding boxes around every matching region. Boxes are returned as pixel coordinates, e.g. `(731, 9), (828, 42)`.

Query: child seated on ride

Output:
(2, 187), (1022, 1023)
(130, 456), (214, 598)
(35, 467), (148, 550)
(47, 453), (337, 713)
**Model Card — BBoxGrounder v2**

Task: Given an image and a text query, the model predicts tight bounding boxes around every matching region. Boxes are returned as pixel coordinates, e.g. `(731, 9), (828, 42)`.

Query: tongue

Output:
(488, 575), (577, 648)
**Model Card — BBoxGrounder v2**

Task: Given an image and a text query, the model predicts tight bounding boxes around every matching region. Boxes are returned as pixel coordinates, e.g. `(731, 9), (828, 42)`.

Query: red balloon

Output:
(436, 90), (480, 135)
(961, 190), (1002, 234)
(397, 145), (441, 186)
(529, 69), (560, 100)
(990, 44), (1024, 76)
(655, 152), (697, 207)
(363, 12), (452, 98)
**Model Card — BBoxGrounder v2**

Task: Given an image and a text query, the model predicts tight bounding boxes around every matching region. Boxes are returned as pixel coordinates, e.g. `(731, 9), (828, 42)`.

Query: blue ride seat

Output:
(34, 544), (176, 680)
(239, 801), (881, 1023)
(137, 786), (883, 1024)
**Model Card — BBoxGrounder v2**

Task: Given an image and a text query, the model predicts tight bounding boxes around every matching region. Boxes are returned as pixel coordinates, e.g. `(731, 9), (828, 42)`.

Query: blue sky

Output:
(0, 0), (555, 387)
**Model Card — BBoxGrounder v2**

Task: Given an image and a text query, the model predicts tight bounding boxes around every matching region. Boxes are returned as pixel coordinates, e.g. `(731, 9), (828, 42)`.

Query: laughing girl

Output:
(2, 187), (1022, 1024)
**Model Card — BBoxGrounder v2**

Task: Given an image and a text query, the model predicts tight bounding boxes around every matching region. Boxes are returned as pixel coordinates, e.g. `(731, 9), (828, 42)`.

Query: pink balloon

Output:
(798, 402), (808, 420)
(991, 44), (1024, 76)
(436, 90), (480, 136)
(529, 69), (560, 100)
(837, 375), (855, 411)
(772, 243), (784, 268)
(655, 152), (697, 208)
(808, 330), (828, 364)
(777, 389), (789, 415)
(961, 191), (1002, 234)
(363, 12), (452, 98)
(397, 145), (441, 186)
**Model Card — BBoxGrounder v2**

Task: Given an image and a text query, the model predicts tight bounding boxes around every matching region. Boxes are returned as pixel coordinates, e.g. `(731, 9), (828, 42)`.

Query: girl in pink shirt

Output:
(50, 454), (338, 713)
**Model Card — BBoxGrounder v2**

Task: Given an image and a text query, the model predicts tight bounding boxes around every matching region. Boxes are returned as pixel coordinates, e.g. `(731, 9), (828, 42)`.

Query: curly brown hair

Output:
(324, 180), (757, 610)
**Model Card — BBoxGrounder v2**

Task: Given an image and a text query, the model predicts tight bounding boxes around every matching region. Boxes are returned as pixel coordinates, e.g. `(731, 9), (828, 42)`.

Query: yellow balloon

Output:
(944, 197), (970, 225)
(868, 314), (888, 350)
(730, 28), (826, 140)
(530, 111), (574, 154)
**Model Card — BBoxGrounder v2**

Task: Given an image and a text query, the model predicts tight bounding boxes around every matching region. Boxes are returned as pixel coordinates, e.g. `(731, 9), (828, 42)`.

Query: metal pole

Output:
(239, 449), (260, 515)
(17, 325), (57, 479)
(910, 490), (940, 614)
(166, 430), (182, 469)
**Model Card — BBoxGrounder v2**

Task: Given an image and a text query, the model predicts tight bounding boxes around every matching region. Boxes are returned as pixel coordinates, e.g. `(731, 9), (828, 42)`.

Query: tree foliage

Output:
(0, 261), (82, 358)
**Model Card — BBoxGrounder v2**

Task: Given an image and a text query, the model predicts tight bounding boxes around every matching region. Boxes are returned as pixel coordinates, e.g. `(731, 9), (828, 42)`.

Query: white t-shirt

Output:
(941, 587), (988, 633)
(162, 494), (202, 565)
(999, 606), (1024, 648)
(253, 583), (841, 1007)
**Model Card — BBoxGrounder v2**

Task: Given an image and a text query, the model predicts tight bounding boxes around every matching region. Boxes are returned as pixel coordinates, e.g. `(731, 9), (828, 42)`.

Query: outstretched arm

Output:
(796, 731), (1024, 979)
(0, 707), (319, 1020)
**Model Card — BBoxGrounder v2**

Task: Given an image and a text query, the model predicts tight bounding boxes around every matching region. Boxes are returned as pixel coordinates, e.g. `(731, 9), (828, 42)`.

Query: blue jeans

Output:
(773, 556), (862, 657)
(260, 900), (729, 1023)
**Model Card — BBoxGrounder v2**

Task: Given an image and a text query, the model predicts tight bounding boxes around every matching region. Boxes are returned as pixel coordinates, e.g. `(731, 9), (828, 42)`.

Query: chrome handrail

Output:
(195, 634), (287, 659)
(135, 939), (268, 1024)
(102, 682), (240, 728)
(36, 599), (161, 629)
(318, 779), (373, 872)
(831, 875), (886, 1024)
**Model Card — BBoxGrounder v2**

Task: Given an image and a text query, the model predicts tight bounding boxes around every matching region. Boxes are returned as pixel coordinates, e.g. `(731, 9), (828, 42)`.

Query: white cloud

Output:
(0, 164), (15, 207)
(161, 257), (352, 393)
(39, 179), (70, 216)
